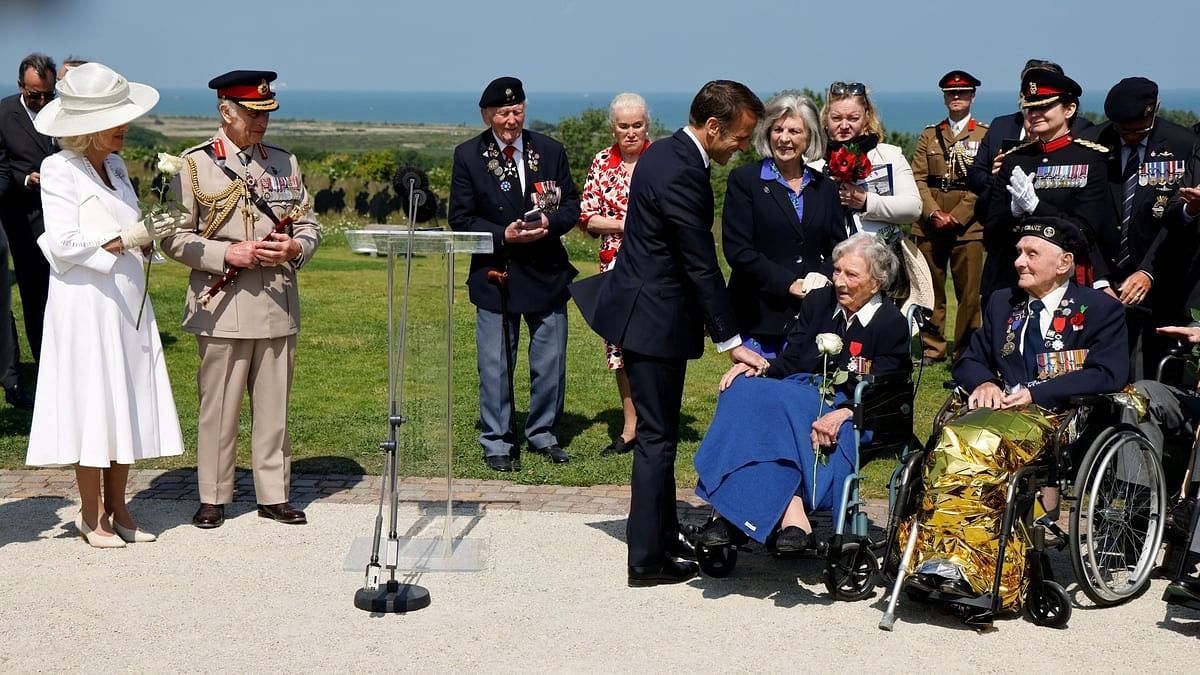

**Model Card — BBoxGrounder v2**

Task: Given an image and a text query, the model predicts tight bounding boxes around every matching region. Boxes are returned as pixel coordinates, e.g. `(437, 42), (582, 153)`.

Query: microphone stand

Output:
(354, 178), (432, 613)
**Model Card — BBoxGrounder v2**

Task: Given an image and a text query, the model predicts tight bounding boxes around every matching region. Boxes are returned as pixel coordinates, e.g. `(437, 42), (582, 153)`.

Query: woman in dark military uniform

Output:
(981, 69), (1118, 300)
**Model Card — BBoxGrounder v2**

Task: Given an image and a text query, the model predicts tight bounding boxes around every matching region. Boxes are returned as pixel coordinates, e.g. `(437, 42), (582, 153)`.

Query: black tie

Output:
(1023, 299), (1045, 380)
(835, 312), (848, 338)
(1118, 145), (1141, 271)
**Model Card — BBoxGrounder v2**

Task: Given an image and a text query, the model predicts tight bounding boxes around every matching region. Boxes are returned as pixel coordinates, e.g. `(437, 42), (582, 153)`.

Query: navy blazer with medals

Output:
(448, 128), (580, 314)
(722, 160), (846, 338)
(572, 129), (738, 360)
(0, 93), (56, 237)
(968, 111), (1093, 195)
(1083, 118), (1197, 300)
(954, 281), (1128, 410)
(768, 286), (911, 388)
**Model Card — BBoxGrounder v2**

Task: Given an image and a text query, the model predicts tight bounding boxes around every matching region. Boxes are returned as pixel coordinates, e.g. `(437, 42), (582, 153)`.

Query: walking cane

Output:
(487, 268), (520, 469)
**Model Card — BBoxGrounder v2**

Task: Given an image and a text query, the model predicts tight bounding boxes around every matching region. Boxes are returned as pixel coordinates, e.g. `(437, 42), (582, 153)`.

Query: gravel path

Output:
(1, 497), (1196, 673)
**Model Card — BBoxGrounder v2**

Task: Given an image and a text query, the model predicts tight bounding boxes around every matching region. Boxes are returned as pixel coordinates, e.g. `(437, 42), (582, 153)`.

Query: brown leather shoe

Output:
(192, 503), (225, 529)
(257, 502), (307, 525)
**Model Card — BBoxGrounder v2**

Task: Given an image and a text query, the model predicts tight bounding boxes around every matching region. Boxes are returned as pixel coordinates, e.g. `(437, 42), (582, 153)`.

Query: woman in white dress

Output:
(26, 63), (184, 548)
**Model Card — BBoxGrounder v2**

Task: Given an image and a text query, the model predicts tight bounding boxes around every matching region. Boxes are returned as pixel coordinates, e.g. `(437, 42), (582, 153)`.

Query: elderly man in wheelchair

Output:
(1133, 322), (1200, 608)
(879, 217), (1171, 630)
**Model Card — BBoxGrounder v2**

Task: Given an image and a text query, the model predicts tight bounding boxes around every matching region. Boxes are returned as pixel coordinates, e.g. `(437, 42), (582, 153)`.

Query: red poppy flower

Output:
(828, 146), (872, 183)
(599, 248), (616, 265)
(1070, 312), (1085, 327)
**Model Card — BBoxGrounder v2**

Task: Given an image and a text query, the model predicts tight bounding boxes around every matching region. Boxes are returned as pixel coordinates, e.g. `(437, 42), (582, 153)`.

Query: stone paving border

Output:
(0, 468), (889, 523)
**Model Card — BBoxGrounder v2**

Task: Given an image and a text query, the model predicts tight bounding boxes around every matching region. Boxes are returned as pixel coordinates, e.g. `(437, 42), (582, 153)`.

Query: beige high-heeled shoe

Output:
(113, 521), (157, 543)
(79, 516), (126, 549)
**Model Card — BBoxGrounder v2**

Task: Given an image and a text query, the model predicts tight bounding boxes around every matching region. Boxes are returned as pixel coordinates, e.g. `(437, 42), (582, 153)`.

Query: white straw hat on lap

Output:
(33, 62), (159, 137)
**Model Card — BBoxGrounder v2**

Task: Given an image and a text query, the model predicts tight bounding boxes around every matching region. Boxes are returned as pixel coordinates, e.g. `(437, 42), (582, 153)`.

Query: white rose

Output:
(156, 152), (185, 176)
(815, 332), (843, 356)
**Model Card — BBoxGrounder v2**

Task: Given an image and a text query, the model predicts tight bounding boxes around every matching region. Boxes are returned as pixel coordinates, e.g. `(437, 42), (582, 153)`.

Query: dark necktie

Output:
(835, 312), (848, 338)
(503, 145), (515, 163)
(1118, 144), (1141, 271)
(1023, 299), (1045, 380)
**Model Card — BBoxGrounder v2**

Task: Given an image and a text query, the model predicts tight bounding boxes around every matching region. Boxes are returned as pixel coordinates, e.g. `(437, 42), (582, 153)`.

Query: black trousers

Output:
(3, 215), (48, 364)
(0, 222), (19, 389)
(623, 349), (687, 568)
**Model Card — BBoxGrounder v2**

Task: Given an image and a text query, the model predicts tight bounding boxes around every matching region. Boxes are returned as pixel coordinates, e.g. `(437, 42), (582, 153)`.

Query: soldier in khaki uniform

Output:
(162, 70), (321, 528)
(911, 70), (988, 364)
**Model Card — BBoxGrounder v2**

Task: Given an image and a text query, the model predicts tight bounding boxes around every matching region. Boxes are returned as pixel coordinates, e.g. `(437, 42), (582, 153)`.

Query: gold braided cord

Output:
(184, 155), (248, 239)
(1073, 138), (1110, 154)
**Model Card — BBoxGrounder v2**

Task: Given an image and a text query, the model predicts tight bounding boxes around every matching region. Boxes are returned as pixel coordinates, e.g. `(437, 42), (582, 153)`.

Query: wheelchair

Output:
(878, 386), (1168, 630)
(691, 307), (925, 602)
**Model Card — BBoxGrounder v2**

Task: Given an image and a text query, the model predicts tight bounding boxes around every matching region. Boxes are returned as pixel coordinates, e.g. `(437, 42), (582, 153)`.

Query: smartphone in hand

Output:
(521, 207), (543, 229)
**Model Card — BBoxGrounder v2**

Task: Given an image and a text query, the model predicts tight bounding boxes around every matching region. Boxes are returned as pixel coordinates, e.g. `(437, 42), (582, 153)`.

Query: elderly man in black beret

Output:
(1083, 77), (1198, 379)
(449, 76), (580, 472)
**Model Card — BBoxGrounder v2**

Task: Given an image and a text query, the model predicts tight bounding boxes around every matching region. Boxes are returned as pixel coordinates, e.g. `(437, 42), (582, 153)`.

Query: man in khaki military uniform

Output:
(162, 70), (321, 528)
(911, 70), (988, 364)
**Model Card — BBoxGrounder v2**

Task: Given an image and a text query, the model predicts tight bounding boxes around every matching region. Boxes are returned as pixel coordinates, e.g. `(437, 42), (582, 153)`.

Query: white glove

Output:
(1006, 166), (1039, 216)
(119, 213), (178, 250)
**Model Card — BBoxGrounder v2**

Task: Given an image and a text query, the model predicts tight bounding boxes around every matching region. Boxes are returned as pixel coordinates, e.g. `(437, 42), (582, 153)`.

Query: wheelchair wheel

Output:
(696, 543), (737, 578)
(1068, 427), (1167, 606)
(823, 541), (878, 601)
(1024, 580), (1071, 629)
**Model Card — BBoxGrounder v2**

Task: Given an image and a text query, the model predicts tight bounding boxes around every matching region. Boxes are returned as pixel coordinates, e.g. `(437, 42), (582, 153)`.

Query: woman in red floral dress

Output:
(578, 93), (651, 456)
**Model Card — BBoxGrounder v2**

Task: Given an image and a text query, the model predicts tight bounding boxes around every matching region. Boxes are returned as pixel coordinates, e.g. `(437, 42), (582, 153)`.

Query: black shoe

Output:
(665, 528), (697, 562)
(4, 385), (32, 411)
(1165, 578), (1200, 603)
(485, 455), (514, 472)
(628, 560), (698, 587)
(774, 526), (810, 554)
(530, 443), (569, 464)
(698, 516), (747, 547)
(601, 436), (635, 456)
(191, 503), (225, 529)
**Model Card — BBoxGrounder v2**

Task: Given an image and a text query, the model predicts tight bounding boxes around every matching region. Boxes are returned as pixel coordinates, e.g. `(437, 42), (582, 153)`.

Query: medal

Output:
(500, 180), (511, 192)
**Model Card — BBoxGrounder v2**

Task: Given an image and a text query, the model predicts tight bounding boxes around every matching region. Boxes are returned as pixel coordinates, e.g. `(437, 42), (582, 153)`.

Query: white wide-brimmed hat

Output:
(33, 62), (159, 137)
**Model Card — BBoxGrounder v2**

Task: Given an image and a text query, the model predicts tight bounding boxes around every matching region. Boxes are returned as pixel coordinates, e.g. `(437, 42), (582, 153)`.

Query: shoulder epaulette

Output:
(1074, 138), (1110, 153)
(182, 139), (214, 156)
(925, 123), (937, 129)
(976, 121), (989, 129)
(259, 141), (289, 153)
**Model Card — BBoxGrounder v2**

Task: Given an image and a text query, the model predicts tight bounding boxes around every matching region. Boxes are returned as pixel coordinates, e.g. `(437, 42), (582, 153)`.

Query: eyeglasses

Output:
(829, 82), (867, 97)
(21, 88), (55, 103)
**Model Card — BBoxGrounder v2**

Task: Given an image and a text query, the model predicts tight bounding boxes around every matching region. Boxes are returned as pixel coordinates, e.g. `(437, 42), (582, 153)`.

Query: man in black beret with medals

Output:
(911, 70), (988, 365)
(449, 76), (580, 472)
(980, 69), (1117, 302)
(162, 70), (322, 528)
(1083, 77), (1197, 379)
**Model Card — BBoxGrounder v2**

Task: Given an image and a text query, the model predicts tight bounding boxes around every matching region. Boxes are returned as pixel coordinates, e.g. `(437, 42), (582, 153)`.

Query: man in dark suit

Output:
(449, 76), (580, 472)
(967, 60), (1093, 196)
(573, 80), (768, 586)
(1083, 77), (1197, 379)
(0, 52), (57, 409)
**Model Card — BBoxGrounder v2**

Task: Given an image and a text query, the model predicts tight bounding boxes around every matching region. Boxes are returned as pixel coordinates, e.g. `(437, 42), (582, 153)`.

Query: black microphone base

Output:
(354, 580), (431, 613)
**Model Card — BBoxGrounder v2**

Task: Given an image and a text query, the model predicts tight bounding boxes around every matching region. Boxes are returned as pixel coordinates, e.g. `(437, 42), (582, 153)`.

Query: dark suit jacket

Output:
(954, 281), (1128, 410)
(968, 111), (1093, 195)
(0, 93), (55, 238)
(768, 286), (912, 387)
(1084, 119), (1197, 298)
(448, 129), (580, 314)
(572, 129), (738, 360)
(722, 160), (845, 337)
(1163, 138), (1200, 313)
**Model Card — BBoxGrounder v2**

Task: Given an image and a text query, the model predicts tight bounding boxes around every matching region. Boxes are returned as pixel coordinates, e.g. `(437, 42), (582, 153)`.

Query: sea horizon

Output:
(140, 88), (1200, 136)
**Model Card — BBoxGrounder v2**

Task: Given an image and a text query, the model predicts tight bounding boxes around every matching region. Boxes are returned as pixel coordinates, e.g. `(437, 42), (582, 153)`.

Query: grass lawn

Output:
(0, 227), (961, 497)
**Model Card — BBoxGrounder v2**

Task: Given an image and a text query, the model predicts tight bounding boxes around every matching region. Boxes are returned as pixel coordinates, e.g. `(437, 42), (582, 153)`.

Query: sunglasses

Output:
(22, 88), (55, 103)
(829, 81), (867, 97)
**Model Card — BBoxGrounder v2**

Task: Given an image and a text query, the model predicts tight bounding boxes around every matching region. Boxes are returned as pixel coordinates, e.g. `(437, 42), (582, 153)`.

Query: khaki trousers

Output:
(195, 335), (295, 505)
(916, 235), (983, 362)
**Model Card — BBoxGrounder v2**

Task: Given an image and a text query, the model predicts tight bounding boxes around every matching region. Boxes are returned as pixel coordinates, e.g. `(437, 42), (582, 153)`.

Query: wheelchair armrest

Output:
(942, 379), (959, 390)
(859, 372), (910, 388)
(1068, 394), (1106, 407)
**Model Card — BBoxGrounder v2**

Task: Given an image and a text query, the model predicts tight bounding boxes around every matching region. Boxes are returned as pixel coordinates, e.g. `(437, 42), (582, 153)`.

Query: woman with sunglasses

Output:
(721, 91), (845, 358)
(815, 81), (933, 319)
(979, 69), (1116, 300)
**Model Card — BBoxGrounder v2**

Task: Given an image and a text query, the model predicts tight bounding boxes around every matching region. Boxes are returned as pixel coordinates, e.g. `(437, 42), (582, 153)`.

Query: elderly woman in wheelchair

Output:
(691, 233), (913, 578)
(879, 217), (1173, 630)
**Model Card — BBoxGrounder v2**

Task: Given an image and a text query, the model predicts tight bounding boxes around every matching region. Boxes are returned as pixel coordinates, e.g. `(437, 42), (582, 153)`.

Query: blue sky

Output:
(2, 0), (1196, 95)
